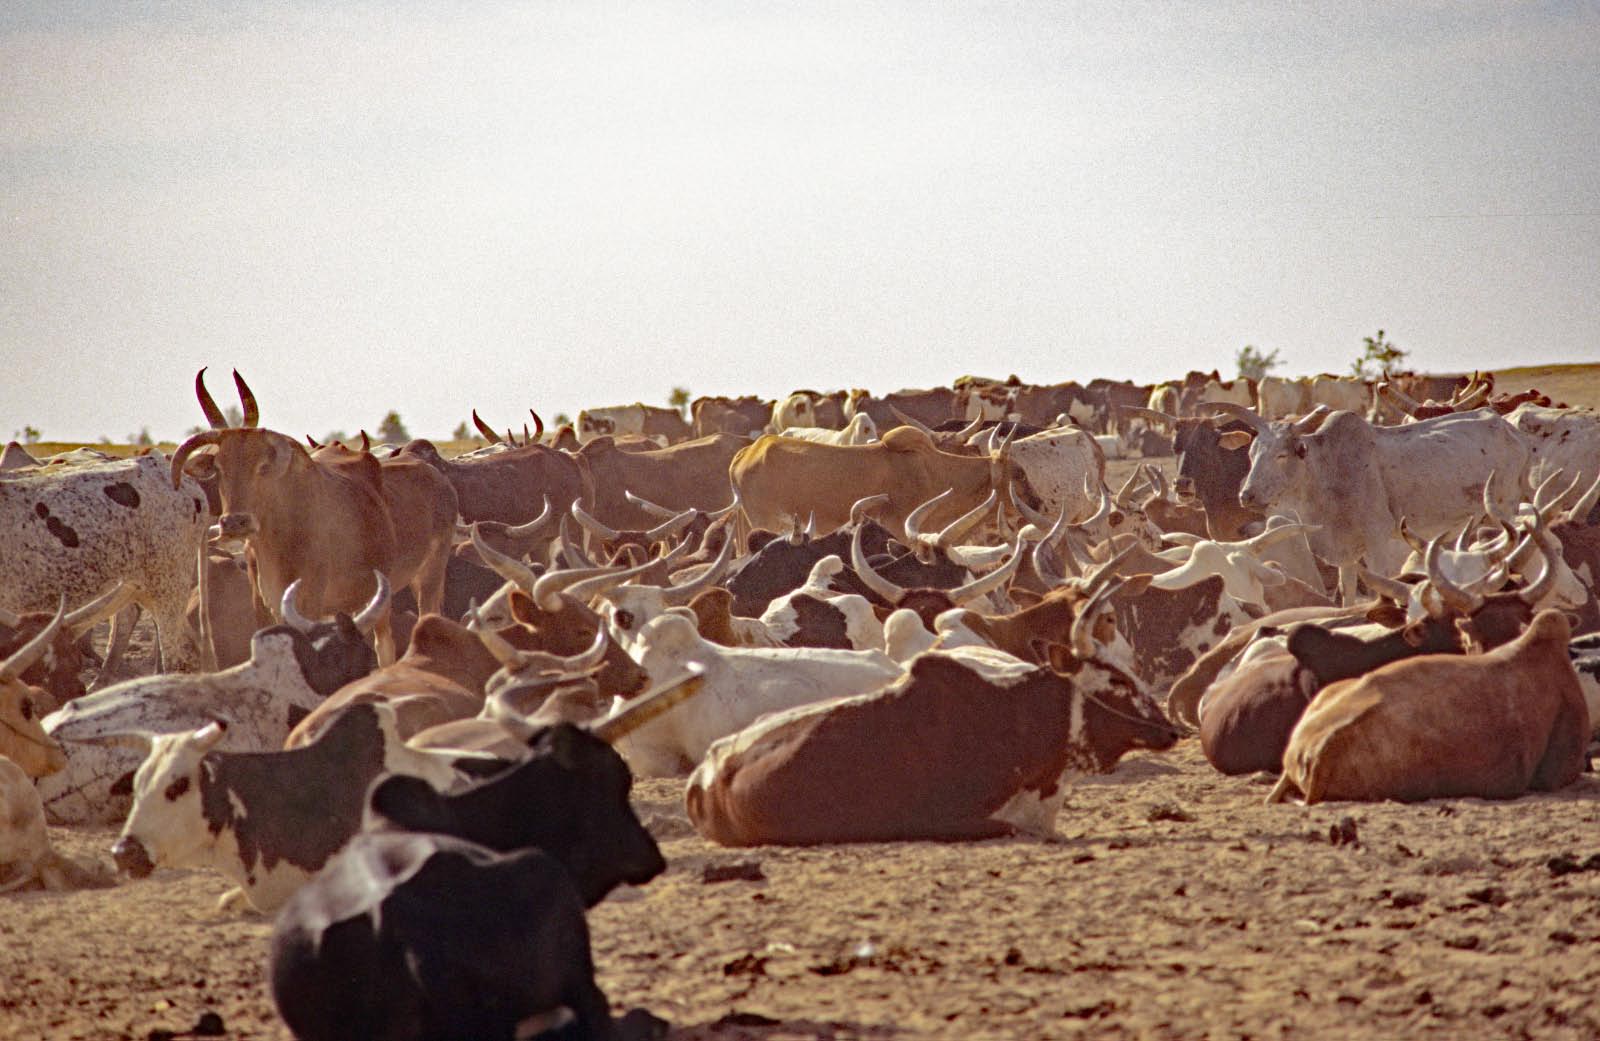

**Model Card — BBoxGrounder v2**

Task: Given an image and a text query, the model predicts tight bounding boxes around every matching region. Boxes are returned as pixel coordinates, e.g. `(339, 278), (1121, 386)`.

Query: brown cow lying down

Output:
(1268, 610), (1588, 804)
(685, 638), (1177, 846)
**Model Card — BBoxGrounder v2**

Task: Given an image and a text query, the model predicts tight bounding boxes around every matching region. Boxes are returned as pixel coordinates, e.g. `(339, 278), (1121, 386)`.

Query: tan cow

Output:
(1268, 610), (1588, 804)
(0, 599), (69, 780)
(170, 370), (407, 662)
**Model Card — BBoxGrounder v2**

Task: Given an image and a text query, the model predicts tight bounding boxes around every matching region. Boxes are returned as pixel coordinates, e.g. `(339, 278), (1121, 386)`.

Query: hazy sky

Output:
(3, 1), (1597, 443)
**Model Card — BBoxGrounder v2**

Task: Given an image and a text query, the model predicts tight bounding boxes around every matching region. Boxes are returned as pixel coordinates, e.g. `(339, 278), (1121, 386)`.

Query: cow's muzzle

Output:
(111, 836), (155, 879)
(1173, 476), (1196, 501)
(217, 513), (258, 539)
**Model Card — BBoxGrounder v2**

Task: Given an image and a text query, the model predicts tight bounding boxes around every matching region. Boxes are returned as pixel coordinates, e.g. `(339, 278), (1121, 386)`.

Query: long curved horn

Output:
(1452, 381), (1490, 411)
(849, 493), (891, 526)
(1517, 529), (1560, 605)
(506, 496), (555, 539)
(1009, 480), (1051, 528)
(467, 603), (528, 668)
(1425, 535), (1478, 614)
(661, 534), (736, 607)
(1080, 543), (1136, 597)
(1536, 470), (1583, 520)
(1567, 471), (1600, 525)
(471, 522), (540, 593)
(231, 370), (260, 428)
(169, 430), (223, 489)
(903, 489), (954, 545)
(570, 502), (622, 544)
(1377, 381), (1422, 416)
(850, 524), (906, 604)
(643, 508), (696, 544)
(472, 409), (501, 444)
(1200, 401), (1268, 432)
(1071, 477), (1112, 529)
(947, 532), (1028, 605)
(280, 580), (314, 632)
(529, 409), (544, 441)
(624, 490), (678, 521)
(1397, 517), (1426, 553)
(1481, 471), (1513, 526)
(351, 571), (390, 634)
(562, 555), (665, 605)
(589, 663), (707, 744)
(1112, 468), (1145, 510)
(707, 493), (742, 522)
(1117, 405), (1177, 430)
(63, 580), (136, 636)
(0, 593), (65, 683)
(559, 622), (609, 674)
(1069, 577), (1125, 660)
(557, 513), (597, 568)
(951, 412), (984, 442)
(935, 489), (998, 548)
(888, 407), (935, 436)
(195, 368), (228, 428)
(530, 563), (622, 612)
(1357, 566), (1414, 603)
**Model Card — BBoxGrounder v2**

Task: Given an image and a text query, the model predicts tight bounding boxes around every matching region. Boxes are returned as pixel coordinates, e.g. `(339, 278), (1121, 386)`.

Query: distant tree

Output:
(553, 412), (572, 427)
(1235, 345), (1283, 382)
(451, 420), (472, 441)
(376, 411), (410, 444)
(13, 425), (40, 443)
(668, 386), (692, 416)
(1351, 329), (1407, 379)
(322, 430), (349, 446)
(223, 405), (243, 428)
(127, 427), (154, 446)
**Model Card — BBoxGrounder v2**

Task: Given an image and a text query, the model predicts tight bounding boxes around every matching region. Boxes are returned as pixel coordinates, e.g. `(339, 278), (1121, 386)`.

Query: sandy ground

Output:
(6, 742), (1600, 1041)
(8, 364), (1600, 1041)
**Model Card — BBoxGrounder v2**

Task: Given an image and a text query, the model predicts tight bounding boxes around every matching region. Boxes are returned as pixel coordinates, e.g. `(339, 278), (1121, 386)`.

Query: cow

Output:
(39, 619), (377, 825)
(1117, 407), (1264, 541)
(576, 402), (692, 445)
(2, 450), (207, 671)
(845, 386), (960, 432)
(731, 425), (1022, 544)
(310, 439), (458, 619)
(692, 395), (771, 439)
(1255, 376), (1312, 420)
(0, 581), (133, 712)
(109, 702), (488, 912)
(399, 434), (590, 528)
(1269, 610), (1588, 804)
(685, 582), (1179, 846)
(170, 370), (411, 663)
(1208, 402), (1533, 600)
(283, 613), (505, 748)
(1506, 403), (1600, 497)
(274, 711), (675, 1041)
(577, 433), (745, 532)
(1306, 374), (1371, 415)
(0, 757), (113, 893)
(1, 598), (71, 780)
(613, 611), (905, 776)
(1176, 371), (1255, 417)
(777, 412), (880, 446)
(850, 526), (1030, 628)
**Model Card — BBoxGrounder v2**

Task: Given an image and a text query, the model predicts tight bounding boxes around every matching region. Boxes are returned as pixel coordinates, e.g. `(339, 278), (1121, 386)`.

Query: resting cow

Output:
(1268, 610), (1588, 804)
(686, 582), (1178, 846)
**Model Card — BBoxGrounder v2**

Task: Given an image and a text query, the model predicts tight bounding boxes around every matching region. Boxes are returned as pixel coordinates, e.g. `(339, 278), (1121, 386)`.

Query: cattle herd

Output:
(2, 365), (1599, 1040)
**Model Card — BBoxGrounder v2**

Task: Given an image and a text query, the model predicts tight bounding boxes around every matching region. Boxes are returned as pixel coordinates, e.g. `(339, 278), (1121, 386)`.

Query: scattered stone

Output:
(1465, 886), (1507, 907)
(702, 860), (766, 884)
(712, 1011), (781, 1029)
(1550, 930), (1579, 945)
(723, 953), (768, 978)
(1146, 803), (1194, 823)
(1386, 891), (1426, 910)
(1003, 947), (1024, 966)
(1444, 934), (1481, 950)
(1329, 817), (1359, 847)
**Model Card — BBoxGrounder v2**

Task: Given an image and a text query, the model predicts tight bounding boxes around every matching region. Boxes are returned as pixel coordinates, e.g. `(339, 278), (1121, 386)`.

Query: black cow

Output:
(272, 724), (664, 1041)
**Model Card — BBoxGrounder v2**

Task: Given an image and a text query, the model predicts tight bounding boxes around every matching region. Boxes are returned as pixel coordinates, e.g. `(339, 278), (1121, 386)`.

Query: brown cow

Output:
(685, 587), (1177, 846)
(170, 370), (405, 663)
(1268, 610), (1588, 804)
(576, 433), (746, 532)
(0, 599), (70, 779)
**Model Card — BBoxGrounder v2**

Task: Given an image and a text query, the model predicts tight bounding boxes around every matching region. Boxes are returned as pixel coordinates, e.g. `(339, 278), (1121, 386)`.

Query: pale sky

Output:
(3, 1), (1597, 443)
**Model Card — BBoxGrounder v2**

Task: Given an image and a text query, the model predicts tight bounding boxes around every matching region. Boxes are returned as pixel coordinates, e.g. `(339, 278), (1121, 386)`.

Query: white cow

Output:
(607, 612), (904, 777)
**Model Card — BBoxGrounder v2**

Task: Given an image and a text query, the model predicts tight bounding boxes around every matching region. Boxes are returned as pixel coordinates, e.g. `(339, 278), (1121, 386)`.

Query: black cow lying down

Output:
(270, 724), (666, 1041)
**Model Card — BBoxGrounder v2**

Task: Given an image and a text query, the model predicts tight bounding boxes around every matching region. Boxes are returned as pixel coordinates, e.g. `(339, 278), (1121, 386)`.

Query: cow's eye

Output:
(18, 699), (33, 722)
(614, 610), (635, 631)
(1292, 442), (1307, 459)
(165, 777), (191, 801)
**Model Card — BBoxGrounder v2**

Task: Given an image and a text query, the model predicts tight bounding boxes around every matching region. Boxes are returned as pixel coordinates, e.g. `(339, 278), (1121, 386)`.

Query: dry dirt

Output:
(8, 364), (1600, 1041)
(6, 743), (1600, 1041)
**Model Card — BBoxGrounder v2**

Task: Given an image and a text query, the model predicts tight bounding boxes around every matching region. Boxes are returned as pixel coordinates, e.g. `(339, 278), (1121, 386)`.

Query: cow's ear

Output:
(1400, 623), (1426, 648)
(1117, 573), (1154, 598)
(109, 770), (136, 797)
(1217, 431), (1253, 451)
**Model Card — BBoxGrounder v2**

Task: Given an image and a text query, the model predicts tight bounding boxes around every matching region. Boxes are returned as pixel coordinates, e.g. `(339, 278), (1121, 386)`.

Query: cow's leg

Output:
(374, 614), (397, 667)
(1337, 563), (1361, 606)
(1265, 773), (1298, 805)
(414, 544), (449, 618)
(92, 603), (141, 688)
